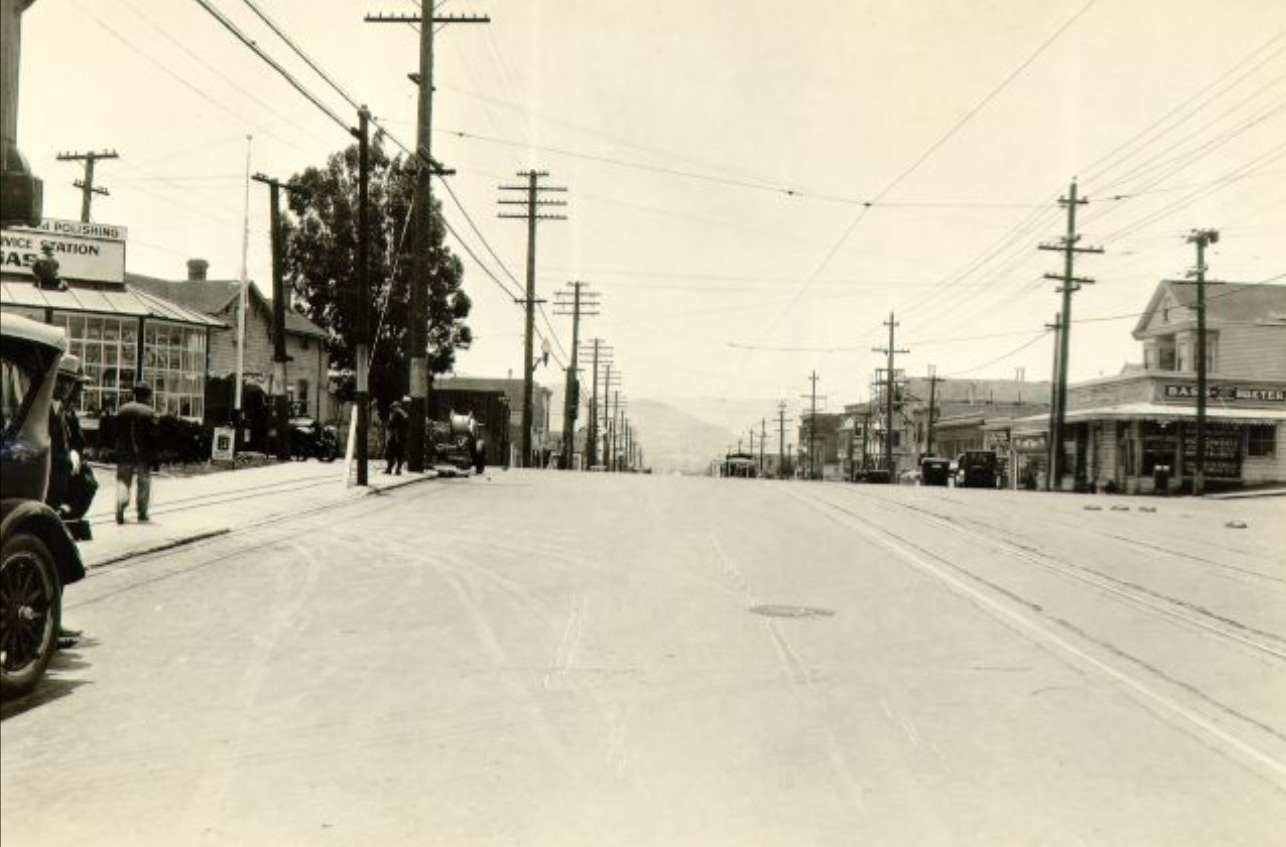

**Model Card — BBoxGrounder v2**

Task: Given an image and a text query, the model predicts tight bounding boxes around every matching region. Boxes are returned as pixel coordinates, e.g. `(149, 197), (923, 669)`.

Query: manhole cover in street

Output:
(750, 604), (836, 619)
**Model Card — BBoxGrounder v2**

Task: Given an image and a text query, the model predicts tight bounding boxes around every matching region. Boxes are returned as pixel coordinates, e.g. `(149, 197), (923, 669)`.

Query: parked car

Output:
(289, 416), (339, 462)
(954, 449), (999, 489)
(2, 314), (87, 698)
(920, 456), (952, 486)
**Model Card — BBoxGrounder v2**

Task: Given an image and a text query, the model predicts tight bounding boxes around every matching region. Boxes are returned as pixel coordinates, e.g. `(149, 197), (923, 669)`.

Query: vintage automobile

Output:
(289, 416), (340, 462)
(954, 449), (1000, 489)
(429, 412), (486, 475)
(2, 314), (87, 698)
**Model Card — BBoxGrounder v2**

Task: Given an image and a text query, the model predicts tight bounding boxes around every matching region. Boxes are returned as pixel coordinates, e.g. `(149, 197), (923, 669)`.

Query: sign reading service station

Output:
(1, 218), (127, 284)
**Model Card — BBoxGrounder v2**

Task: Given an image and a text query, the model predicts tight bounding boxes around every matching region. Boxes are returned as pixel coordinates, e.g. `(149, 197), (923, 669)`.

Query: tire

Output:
(1, 533), (62, 699)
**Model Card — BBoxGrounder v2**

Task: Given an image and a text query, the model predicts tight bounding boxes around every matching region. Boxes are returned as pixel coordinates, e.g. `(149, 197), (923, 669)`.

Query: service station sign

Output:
(1, 218), (127, 284)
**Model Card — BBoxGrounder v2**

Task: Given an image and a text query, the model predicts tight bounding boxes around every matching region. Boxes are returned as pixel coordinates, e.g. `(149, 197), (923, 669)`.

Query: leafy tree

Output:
(282, 135), (472, 418)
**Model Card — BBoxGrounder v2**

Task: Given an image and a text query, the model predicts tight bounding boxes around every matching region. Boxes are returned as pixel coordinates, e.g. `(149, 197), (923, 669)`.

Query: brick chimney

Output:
(186, 258), (209, 281)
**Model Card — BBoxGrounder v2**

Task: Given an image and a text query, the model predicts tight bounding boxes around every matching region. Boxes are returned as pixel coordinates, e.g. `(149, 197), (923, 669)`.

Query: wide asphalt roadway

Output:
(3, 471), (1284, 846)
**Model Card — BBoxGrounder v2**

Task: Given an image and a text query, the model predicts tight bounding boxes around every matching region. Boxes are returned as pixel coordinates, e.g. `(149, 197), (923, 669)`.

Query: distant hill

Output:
(628, 398), (741, 474)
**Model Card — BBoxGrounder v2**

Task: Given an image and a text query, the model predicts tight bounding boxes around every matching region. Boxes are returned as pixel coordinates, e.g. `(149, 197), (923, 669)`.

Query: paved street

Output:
(2, 471), (1284, 846)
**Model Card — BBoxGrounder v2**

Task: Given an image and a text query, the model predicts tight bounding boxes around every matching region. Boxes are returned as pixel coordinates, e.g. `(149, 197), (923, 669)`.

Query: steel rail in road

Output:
(779, 484), (1286, 790)
(820, 487), (1286, 662)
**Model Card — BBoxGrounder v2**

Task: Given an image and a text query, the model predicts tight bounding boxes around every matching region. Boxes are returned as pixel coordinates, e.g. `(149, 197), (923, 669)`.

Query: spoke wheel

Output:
(0, 534), (61, 699)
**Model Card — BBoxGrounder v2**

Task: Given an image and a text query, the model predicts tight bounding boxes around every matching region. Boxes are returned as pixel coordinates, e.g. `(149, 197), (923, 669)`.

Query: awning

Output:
(1, 280), (225, 328)
(1011, 402), (1285, 430)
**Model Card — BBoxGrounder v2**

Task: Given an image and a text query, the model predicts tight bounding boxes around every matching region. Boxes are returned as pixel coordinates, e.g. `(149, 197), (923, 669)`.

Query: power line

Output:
(189, 0), (352, 133)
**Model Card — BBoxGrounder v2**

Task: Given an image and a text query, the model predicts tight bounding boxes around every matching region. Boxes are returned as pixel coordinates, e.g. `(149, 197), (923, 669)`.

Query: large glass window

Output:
(1247, 424), (1277, 458)
(48, 313), (137, 416)
(144, 322), (205, 419)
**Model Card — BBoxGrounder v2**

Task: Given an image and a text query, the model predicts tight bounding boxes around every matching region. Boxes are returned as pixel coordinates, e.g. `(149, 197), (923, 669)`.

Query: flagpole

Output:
(235, 135), (252, 421)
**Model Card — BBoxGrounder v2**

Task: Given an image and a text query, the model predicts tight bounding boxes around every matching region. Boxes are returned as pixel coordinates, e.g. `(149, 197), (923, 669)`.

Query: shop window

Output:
(1247, 425), (1276, 458)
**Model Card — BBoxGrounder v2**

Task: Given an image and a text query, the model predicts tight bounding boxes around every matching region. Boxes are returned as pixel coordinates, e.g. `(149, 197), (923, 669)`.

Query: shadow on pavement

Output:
(0, 642), (96, 721)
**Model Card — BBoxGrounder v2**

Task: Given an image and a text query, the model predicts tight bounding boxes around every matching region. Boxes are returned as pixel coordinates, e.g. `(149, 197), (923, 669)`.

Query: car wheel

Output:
(0, 533), (62, 699)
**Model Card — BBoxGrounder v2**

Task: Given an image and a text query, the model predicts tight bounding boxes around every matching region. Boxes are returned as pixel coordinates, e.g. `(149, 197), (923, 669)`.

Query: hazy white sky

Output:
(15, 0), (1286, 425)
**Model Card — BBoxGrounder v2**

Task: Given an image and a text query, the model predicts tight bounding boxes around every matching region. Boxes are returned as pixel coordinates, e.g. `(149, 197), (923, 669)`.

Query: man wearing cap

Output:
(114, 382), (158, 524)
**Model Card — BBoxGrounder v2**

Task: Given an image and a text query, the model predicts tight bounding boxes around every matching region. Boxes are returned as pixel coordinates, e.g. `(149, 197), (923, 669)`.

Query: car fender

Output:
(1, 499), (86, 587)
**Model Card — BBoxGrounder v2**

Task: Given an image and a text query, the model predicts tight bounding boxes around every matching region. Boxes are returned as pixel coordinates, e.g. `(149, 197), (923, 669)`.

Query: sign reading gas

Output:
(1, 218), (126, 284)
(1163, 384), (1286, 403)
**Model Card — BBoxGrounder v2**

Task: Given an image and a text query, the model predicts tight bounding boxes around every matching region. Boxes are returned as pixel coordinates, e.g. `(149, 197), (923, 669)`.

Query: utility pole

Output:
(611, 390), (621, 471)
(801, 372), (822, 479)
(500, 170), (566, 467)
(251, 172), (306, 463)
(353, 107), (372, 485)
(600, 360), (621, 469)
(776, 402), (790, 479)
(57, 149), (118, 222)
(873, 313), (909, 477)
(1039, 178), (1102, 490)
(1044, 312), (1062, 491)
(1186, 228), (1219, 496)
(367, 6), (487, 474)
(925, 365), (941, 457)
(586, 338), (611, 469)
(759, 418), (767, 477)
(554, 282), (599, 469)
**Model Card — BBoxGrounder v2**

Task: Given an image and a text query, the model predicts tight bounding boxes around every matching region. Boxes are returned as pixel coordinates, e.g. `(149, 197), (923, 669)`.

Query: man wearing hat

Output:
(47, 355), (94, 648)
(385, 396), (410, 475)
(45, 354), (89, 515)
(114, 382), (158, 524)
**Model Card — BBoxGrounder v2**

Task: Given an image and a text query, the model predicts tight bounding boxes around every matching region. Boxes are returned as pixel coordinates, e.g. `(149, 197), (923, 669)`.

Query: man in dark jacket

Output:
(45, 355), (88, 515)
(385, 398), (409, 475)
(115, 382), (158, 524)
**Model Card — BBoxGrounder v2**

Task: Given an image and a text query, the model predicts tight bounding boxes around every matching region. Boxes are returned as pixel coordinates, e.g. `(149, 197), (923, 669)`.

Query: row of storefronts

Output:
(1, 218), (331, 446)
(822, 278), (1285, 492)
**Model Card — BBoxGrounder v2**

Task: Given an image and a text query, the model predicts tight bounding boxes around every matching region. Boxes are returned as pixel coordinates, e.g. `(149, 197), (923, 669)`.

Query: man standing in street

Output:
(115, 382), (157, 524)
(385, 397), (409, 475)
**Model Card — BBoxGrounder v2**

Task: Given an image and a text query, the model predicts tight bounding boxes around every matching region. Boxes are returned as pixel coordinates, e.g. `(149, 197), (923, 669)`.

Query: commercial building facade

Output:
(1008, 280), (1285, 492)
(1, 220), (221, 427)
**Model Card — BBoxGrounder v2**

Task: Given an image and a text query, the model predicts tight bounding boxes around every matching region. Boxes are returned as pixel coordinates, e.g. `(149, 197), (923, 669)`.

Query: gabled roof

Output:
(126, 274), (327, 338)
(1133, 280), (1286, 337)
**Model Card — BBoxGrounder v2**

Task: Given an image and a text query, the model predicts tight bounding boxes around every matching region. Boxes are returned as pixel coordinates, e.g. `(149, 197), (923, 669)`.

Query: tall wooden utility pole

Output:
(57, 149), (118, 222)
(500, 170), (566, 467)
(555, 282), (600, 468)
(251, 172), (305, 462)
(873, 313), (909, 478)
(776, 402), (790, 479)
(1044, 312), (1062, 491)
(353, 107), (372, 485)
(925, 365), (942, 458)
(367, 6), (487, 473)
(801, 372), (825, 480)
(1040, 178), (1102, 490)
(586, 339), (611, 469)
(759, 418), (767, 477)
(1186, 228), (1219, 496)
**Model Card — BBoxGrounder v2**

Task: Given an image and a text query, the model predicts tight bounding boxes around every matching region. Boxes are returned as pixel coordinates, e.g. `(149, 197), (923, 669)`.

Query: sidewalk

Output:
(76, 460), (438, 568)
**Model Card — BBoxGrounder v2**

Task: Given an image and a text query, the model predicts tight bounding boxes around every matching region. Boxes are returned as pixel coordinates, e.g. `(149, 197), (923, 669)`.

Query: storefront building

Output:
(1, 220), (221, 425)
(1007, 279), (1286, 493)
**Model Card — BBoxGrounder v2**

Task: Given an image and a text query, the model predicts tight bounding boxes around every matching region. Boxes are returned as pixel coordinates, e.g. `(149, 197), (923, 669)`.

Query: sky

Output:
(14, 0), (1286, 434)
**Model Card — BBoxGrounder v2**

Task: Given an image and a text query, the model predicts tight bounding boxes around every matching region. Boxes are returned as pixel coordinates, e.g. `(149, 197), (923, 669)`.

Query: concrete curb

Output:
(82, 468), (443, 569)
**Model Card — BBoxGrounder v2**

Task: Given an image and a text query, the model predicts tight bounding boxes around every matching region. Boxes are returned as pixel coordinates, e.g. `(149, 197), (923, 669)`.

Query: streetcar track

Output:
(831, 488), (1286, 659)
(781, 485), (1286, 789)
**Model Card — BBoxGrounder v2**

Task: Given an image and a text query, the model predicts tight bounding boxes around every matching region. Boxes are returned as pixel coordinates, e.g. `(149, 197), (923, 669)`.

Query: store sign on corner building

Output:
(1163, 384), (1286, 403)
(1, 218), (127, 284)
